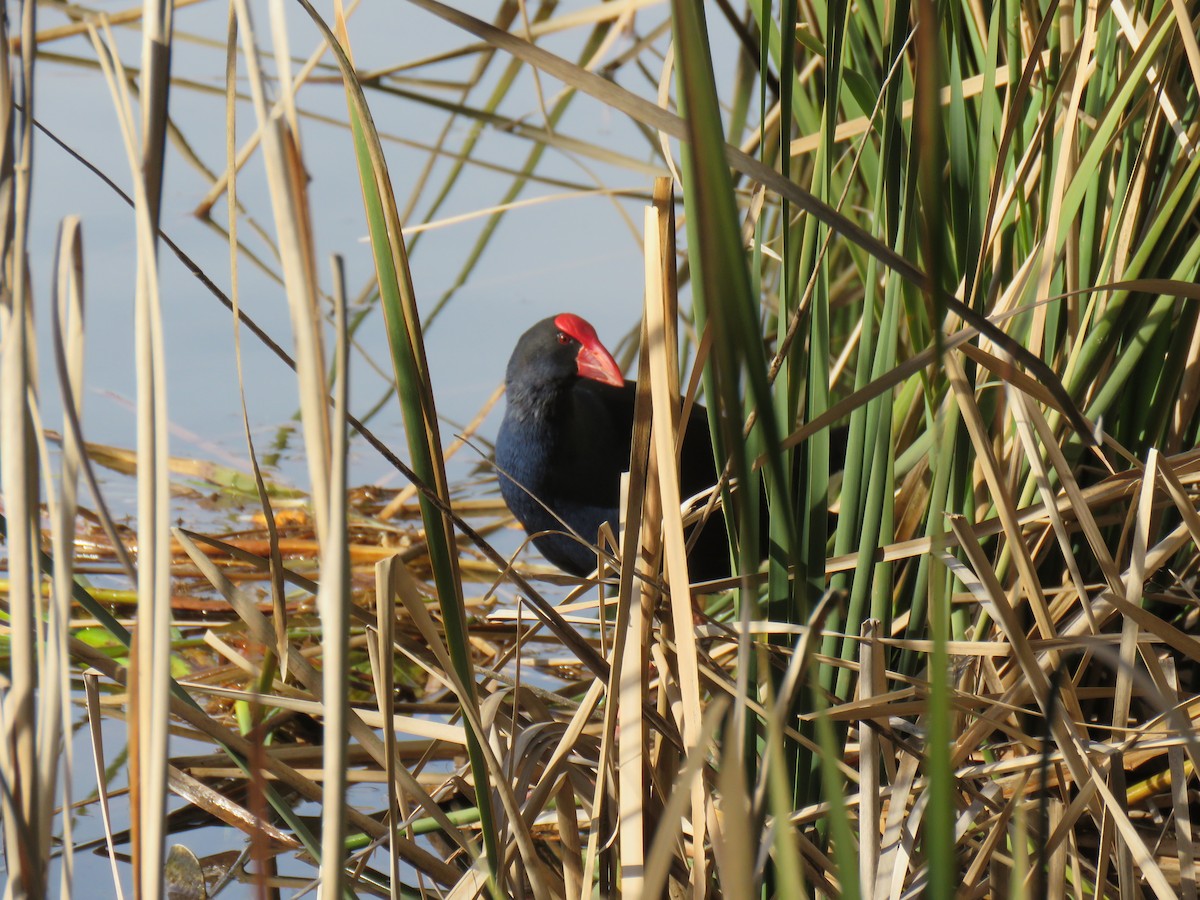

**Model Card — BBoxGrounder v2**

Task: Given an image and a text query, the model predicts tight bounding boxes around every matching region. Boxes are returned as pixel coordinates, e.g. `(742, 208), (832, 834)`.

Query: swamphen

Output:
(495, 313), (732, 580)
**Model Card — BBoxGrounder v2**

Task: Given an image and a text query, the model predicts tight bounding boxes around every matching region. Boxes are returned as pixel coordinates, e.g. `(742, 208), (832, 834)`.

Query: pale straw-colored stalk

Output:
(0, 2), (45, 894)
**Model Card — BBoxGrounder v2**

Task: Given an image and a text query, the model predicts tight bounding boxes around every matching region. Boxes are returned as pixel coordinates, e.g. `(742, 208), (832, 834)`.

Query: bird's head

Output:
(506, 314), (625, 390)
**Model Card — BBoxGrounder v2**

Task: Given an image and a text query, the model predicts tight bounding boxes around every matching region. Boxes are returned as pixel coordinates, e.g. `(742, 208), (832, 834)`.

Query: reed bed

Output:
(1, 0), (1199, 897)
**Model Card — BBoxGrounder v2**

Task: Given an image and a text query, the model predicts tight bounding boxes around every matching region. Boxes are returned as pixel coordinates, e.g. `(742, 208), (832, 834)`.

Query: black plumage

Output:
(495, 314), (731, 580)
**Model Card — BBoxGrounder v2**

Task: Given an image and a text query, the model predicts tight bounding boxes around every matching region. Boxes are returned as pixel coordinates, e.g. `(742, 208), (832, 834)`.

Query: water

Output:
(27, 1), (655, 507)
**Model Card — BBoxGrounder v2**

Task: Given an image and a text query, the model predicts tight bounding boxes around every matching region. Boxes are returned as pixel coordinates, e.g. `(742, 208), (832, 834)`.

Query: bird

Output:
(495, 313), (733, 581)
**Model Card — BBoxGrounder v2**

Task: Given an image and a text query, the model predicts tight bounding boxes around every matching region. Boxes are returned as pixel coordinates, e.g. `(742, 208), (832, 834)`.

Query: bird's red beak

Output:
(554, 313), (624, 386)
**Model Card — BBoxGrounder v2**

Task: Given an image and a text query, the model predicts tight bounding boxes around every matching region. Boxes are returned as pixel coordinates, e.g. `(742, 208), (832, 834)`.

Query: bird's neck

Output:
(505, 377), (571, 427)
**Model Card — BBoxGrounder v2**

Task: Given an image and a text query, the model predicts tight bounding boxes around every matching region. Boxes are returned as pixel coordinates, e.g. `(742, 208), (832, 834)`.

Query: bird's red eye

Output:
(556, 332), (571, 345)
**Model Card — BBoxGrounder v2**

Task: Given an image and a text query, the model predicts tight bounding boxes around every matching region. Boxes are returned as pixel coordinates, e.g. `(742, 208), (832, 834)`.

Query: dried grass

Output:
(1, 0), (1199, 896)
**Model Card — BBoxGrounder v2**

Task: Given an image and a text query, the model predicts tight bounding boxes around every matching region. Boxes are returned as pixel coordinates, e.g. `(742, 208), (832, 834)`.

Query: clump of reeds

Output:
(2, 0), (1199, 897)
